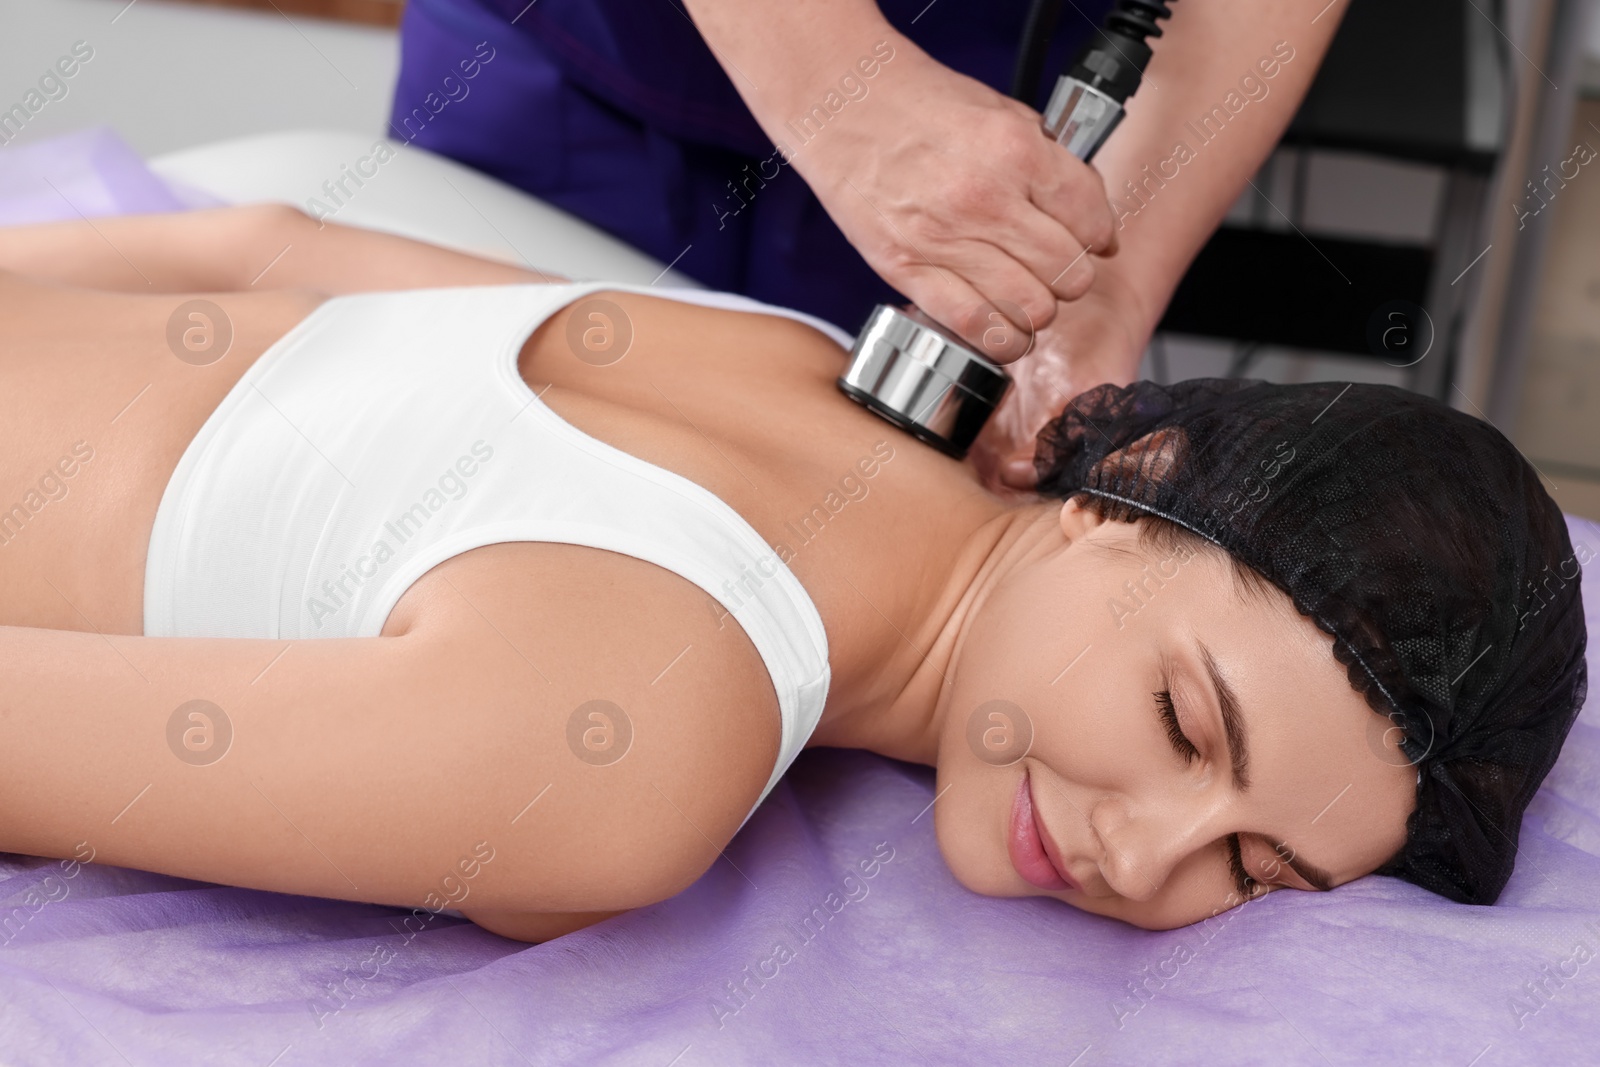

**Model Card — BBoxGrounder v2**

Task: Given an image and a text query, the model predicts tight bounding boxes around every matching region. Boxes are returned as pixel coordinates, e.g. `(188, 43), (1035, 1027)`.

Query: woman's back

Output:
(0, 272), (994, 642)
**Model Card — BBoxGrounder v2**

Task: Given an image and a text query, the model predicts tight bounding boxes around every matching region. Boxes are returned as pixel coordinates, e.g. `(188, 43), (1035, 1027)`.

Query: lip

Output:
(1008, 768), (1081, 892)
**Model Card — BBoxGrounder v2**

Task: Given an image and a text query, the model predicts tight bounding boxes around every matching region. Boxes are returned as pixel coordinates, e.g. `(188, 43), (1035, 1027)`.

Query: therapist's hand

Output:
(790, 41), (1118, 363)
(966, 273), (1145, 497)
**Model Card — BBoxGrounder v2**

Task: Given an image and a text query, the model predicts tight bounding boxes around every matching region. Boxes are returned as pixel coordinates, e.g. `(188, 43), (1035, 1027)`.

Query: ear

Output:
(1057, 496), (1107, 542)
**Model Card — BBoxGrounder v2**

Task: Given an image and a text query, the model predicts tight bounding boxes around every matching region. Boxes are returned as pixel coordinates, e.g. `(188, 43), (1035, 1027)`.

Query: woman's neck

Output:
(806, 498), (1063, 765)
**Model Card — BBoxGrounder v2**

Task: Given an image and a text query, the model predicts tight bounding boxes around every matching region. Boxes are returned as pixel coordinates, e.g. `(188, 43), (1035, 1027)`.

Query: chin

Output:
(945, 858), (1018, 900)
(931, 812), (1007, 899)
(932, 803), (1045, 902)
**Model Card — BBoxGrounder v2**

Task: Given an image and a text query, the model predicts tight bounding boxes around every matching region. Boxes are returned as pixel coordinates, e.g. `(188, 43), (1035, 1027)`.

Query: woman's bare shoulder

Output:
(393, 538), (784, 910)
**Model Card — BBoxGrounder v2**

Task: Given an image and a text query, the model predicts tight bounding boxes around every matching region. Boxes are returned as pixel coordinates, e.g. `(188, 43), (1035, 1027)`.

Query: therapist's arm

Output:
(976, 0), (1351, 490)
(681, 0), (1119, 362)
(1079, 0), (1349, 366)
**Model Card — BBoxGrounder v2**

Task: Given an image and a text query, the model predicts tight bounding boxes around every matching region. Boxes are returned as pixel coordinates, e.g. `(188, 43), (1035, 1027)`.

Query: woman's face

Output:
(934, 499), (1418, 930)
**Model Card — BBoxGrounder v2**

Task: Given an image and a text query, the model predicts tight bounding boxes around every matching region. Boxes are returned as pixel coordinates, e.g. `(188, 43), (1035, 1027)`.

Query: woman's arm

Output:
(0, 612), (727, 926)
(0, 203), (568, 294)
(460, 905), (630, 943)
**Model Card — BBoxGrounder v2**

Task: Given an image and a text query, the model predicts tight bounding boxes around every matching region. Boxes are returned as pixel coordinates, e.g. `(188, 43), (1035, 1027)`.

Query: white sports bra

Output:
(144, 281), (847, 830)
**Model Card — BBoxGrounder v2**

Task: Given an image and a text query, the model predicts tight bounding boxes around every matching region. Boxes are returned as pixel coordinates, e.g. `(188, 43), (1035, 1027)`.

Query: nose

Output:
(1089, 793), (1229, 902)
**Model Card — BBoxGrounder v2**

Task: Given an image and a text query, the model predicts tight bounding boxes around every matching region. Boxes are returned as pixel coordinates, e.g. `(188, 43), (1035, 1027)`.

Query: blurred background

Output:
(2, 0), (1599, 515)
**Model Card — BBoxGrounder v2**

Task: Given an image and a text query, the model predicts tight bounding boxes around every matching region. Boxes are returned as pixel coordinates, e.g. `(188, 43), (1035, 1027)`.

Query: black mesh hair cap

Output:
(1033, 378), (1588, 905)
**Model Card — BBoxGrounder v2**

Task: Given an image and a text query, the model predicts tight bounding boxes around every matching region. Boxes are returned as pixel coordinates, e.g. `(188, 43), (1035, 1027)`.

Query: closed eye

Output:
(1154, 688), (1198, 764)
(1225, 834), (1265, 899)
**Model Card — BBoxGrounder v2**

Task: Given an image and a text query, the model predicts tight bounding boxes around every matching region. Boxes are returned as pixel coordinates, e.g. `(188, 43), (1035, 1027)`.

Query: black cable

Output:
(1104, 0), (1174, 43)
(1010, 0), (1065, 105)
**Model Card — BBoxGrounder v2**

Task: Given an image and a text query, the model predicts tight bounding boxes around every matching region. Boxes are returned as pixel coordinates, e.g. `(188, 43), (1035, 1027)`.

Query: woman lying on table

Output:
(0, 205), (1582, 941)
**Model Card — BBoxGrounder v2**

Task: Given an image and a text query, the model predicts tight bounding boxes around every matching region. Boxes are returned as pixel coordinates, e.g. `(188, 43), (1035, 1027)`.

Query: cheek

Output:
(945, 582), (1159, 792)
(1037, 638), (1160, 792)
(933, 626), (1041, 898)
(956, 575), (1098, 697)
(944, 589), (1055, 748)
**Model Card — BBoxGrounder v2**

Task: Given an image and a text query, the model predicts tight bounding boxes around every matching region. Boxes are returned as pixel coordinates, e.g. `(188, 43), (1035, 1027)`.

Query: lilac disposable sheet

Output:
(2, 128), (1597, 1066)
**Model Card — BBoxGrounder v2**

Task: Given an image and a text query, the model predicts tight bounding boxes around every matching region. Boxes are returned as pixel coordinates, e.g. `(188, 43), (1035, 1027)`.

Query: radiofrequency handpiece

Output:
(1041, 0), (1174, 162)
(837, 0), (1175, 460)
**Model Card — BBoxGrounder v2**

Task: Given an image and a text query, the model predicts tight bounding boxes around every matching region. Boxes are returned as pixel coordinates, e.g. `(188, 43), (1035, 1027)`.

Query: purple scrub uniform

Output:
(390, 0), (1115, 335)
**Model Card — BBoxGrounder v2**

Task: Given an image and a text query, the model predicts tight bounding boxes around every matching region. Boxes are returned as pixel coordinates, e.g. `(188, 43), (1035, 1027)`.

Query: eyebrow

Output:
(1196, 640), (1336, 893)
(1280, 850), (1335, 893)
(1197, 640), (1251, 792)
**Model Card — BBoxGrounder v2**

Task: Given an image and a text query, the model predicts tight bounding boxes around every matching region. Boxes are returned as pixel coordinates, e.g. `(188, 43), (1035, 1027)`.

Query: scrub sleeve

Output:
(390, 0), (1115, 336)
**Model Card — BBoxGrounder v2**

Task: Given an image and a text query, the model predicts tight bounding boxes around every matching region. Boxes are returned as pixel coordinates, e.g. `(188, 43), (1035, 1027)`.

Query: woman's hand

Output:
(966, 270), (1148, 497)
(789, 40), (1119, 362)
